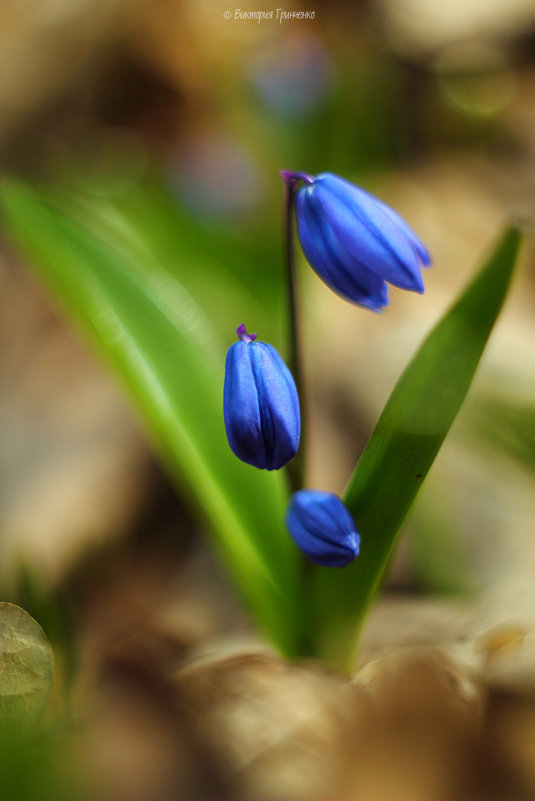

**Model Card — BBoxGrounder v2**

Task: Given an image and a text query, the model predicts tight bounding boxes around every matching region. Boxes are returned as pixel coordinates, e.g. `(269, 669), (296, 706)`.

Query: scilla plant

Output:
(0, 169), (521, 671)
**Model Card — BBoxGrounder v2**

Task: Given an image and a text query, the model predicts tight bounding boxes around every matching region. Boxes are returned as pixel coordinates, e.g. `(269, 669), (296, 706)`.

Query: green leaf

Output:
(0, 177), (307, 657)
(0, 603), (54, 724)
(312, 227), (522, 670)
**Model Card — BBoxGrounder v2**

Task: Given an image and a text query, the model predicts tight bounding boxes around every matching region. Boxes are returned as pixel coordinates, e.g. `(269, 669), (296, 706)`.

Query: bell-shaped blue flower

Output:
(288, 170), (431, 311)
(224, 324), (300, 470)
(285, 489), (360, 567)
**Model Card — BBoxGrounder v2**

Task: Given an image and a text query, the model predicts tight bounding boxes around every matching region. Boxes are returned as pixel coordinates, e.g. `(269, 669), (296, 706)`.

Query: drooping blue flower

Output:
(287, 170), (431, 311)
(224, 324), (300, 470)
(285, 489), (360, 567)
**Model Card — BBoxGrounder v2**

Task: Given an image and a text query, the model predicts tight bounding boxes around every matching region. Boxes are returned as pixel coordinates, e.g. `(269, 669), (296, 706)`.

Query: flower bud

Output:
(285, 489), (360, 567)
(288, 171), (431, 311)
(224, 324), (300, 470)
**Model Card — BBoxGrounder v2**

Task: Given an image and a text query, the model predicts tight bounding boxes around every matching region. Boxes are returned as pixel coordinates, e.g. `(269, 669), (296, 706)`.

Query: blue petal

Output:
(309, 173), (425, 293)
(248, 343), (300, 470)
(223, 340), (300, 470)
(286, 513), (351, 567)
(296, 189), (388, 311)
(224, 341), (267, 468)
(286, 490), (360, 568)
(369, 194), (431, 267)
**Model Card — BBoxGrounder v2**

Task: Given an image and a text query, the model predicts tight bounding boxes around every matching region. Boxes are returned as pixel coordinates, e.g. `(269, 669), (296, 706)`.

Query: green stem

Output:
(280, 174), (318, 659)
(282, 175), (305, 494)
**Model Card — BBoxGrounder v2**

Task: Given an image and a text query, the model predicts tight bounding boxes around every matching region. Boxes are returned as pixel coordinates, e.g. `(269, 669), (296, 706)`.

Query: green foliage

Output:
(0, 176), (308, 658)
(0, 172), (521, 670)
(311, 227), (521, 669)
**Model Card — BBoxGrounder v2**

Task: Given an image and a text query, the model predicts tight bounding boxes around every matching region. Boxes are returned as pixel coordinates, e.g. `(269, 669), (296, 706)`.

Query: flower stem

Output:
(282, 175), (305, 494)
(281, 173), (319, 660)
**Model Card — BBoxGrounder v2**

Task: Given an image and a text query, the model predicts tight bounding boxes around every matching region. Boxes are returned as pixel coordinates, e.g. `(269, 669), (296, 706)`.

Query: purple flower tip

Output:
(280, 170), (314, 186)
(236, 323), (257, 343)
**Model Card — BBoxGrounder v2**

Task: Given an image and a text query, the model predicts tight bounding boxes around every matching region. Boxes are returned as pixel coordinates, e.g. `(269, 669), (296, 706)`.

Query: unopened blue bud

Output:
(285, 489), (360, 567)
(224, 324), (300, 470)
(288, 171), (431, 311)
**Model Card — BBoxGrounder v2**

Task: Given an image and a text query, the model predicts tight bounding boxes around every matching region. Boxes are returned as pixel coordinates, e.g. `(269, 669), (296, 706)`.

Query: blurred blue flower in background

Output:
(172, 135), (264, 221)
(285, 489), (360, 567)
(224, 324), (300, 470)
(249, 36), (332, 118)
(291, 171), (431, 311)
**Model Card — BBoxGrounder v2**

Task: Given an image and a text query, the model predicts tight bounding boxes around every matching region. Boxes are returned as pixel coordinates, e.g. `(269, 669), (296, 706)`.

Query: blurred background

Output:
(1, 0), (535, 799)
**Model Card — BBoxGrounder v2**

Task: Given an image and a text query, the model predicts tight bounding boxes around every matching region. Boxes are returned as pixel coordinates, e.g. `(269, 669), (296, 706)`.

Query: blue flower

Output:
(289, 171), (431, 311)
(224, 324), (300, 470)
(285, 489), (360, 567)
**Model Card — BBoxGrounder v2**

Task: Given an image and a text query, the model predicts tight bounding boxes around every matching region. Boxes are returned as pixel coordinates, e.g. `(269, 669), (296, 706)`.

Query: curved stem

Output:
(282, 175), (305, 494)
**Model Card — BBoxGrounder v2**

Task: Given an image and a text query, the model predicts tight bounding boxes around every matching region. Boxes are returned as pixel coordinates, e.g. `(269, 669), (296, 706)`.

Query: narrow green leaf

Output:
(312, 227), (521, 670)
(0, 178), (307, 657)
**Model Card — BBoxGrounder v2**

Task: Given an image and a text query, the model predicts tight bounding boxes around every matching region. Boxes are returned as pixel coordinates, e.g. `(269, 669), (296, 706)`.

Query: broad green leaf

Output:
(0, 177), (307, 657)
(312, 227), (521, 670)
(48, 176), (285, 348)
(0, 603), (53, 723)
